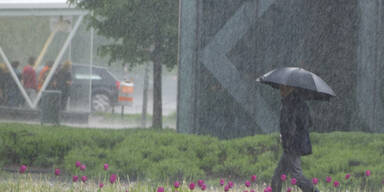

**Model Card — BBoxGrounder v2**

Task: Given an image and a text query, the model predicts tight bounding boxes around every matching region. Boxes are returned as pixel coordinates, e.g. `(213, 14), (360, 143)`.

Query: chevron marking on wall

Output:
(200, 0), (277, 133)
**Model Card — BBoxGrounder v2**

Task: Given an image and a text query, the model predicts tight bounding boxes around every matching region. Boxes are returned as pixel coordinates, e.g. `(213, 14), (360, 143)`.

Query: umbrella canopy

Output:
(256, 67), (336, 101)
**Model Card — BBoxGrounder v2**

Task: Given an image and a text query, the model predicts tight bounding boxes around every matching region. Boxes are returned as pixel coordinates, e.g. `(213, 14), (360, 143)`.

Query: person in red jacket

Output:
(22, 57), (37, 106)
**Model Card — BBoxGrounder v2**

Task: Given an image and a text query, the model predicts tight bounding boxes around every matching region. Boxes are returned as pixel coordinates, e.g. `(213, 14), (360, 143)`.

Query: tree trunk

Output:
(152, 58), (162, 129)
(152, 23), (163, 129)
(141, 62), (150, 128)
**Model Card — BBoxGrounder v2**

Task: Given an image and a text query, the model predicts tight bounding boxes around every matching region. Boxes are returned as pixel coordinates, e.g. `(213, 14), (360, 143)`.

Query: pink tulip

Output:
(19, 165), (27, 174)
(80, 164), (86, 171)
(333, 180), (340, 188)
(264, 186), (272, 192)
(157, 187), (164, 192)
(251, 175), (257, 182)
(326, 176), (332, 183)
(244, 191), (248, 192)
(110, 174), (117, 184)
(228, 181), (234, 188)
(245, 180), (251, 187)
(345, 173), (351, 179)
(312, 178), (319, 185)
(75, 161), (81, 168)
(281, 174), (287, 181)
(54, 168), (60, 176)
(220, 178), (225, 186)
(189, 182), (195, 190)
(224, 185), (230, 191)
(99, 182), (104, 188)
(366, 170), (371, 177)
(201, 183), (206, 191)
(81, 176), (87, 183)
(291, 178), (297, 185)
(104, 163), (109, 171)
(174, 181), (180, 188)
(250, 190), (255, 192)
(72, 175), (78, 182)
(198, 179), (204, 187)
(286, 187), (292, 192)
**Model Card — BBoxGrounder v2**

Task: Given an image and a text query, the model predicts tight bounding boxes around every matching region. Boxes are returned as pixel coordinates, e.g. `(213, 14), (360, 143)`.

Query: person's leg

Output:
(287, 154), (318, 192)
(271, 152), (289, 192)
(7, 88), (17, 107)
(16, 90), (24, 107)
(60, 95), (67, 111)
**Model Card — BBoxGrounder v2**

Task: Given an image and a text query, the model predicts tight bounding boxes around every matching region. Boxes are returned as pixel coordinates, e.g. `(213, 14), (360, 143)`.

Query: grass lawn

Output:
(92, 111), (177, 128)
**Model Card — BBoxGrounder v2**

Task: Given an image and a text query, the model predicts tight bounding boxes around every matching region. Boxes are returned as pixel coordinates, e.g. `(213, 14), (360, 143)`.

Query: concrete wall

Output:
(178, 0), (384, 138)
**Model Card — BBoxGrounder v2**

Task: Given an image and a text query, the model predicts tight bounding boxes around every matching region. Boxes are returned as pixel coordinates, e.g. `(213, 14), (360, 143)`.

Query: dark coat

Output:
(56, 69), (71, 98)
(280, 92), (312, 156)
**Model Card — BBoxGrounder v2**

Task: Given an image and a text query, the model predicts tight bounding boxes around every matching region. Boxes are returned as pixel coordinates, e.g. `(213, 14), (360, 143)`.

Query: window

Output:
(74, 74), (102, 80)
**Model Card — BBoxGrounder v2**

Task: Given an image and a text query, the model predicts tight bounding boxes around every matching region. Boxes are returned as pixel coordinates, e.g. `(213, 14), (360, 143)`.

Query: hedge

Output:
(0, 123), (383, 187)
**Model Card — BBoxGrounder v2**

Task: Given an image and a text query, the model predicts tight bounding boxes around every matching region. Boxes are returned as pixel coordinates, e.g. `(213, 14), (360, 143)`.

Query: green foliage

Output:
(1, 123), (384, 188)
(212, 135), (280, 181)
(68, 0), (179, 69)
(63, 146), (108, 176)
(302, 132), (384, 189)
(68, 0), (179, 129)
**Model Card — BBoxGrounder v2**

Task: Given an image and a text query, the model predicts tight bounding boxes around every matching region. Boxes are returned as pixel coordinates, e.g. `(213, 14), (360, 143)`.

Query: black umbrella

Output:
(256, 67), (336, 101)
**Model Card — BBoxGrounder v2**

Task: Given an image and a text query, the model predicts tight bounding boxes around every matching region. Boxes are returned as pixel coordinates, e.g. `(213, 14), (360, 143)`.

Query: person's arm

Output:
(286, 106), (297, 146)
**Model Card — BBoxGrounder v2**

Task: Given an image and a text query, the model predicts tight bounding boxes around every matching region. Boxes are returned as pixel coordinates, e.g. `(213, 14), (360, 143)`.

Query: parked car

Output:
(36, 63), (128, 112)
(69, 64), (122, 112)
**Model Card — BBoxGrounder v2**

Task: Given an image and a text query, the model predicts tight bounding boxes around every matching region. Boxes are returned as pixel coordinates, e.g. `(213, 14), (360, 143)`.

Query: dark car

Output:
(69, 64), (121, 112)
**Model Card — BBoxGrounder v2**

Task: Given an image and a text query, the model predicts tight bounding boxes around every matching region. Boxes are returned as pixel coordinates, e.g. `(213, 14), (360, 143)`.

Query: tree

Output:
(68, 0), (179, 128)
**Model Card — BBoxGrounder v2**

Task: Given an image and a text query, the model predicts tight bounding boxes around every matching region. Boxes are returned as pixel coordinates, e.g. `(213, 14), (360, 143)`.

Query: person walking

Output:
(0, 63), (8, 105)
(22, 57), (37, 106)
(56, 60), (72, 110)
(270, 85), (319, 192)
(256, 67), (335, 192)
(7, 61), (23, 107)
(12, 61), (24, 107)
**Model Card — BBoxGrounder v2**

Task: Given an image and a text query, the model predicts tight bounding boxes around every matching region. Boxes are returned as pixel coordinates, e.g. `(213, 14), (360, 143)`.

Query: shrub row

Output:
(0, 123), (383, 187)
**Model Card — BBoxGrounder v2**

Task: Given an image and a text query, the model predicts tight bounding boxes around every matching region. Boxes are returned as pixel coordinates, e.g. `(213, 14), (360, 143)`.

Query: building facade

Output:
(177, 0), (384, 138)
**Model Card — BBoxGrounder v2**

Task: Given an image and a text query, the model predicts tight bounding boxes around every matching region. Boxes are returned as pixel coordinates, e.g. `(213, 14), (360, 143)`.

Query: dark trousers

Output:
(271, 152), (317, 192)
(60, 95), (68, 110)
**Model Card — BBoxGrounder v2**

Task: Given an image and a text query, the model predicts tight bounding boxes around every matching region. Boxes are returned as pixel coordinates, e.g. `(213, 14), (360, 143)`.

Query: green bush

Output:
(302, 132), (384, 189)
(63, 146), (108, 176)
(0, 123), (384, 188)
